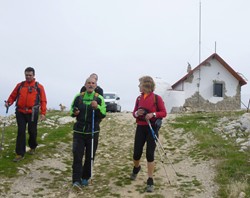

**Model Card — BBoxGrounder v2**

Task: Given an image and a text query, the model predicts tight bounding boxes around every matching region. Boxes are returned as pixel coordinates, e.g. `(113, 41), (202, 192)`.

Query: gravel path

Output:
(0, 112), (218, 198)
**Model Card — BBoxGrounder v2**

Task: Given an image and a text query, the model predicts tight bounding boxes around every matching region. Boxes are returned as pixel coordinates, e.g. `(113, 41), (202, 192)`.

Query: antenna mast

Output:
(199, 0), (201, 64)
(198, 0), (202, 110)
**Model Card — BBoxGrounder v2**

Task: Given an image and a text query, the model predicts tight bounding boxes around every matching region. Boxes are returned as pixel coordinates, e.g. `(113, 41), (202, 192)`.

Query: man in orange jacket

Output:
(5, 67), (47, 162)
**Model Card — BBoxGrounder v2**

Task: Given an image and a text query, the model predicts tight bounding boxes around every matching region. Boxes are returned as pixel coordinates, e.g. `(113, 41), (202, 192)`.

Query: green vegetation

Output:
(0, 110), (249, 197)
(169, 111), (250, 198)
(0, 110), (72, 178)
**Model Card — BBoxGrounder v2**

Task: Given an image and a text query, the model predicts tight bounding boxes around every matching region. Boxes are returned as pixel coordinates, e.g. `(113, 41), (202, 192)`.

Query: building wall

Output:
(164, 90), (185, 113)
(154, 78), (185, 114)
(171, 58), (242, 112)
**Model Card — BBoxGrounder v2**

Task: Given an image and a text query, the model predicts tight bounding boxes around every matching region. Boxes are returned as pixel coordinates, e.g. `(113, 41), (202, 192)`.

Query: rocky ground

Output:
(2, 112), (249, 197)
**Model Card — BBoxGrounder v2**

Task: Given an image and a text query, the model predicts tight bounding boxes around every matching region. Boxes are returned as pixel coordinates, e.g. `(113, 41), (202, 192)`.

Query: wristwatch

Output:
(153, 112), (156, 117)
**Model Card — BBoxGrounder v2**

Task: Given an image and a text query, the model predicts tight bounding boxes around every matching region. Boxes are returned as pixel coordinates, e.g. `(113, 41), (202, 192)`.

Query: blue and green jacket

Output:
(70, 91), (106, 134)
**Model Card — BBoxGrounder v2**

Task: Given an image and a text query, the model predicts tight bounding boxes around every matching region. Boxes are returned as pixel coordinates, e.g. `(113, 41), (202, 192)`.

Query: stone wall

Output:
(182, 91), (241, 112)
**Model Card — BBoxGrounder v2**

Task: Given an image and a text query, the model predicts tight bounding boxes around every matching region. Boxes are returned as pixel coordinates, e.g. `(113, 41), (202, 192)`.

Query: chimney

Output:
(187, 62), (192, 73)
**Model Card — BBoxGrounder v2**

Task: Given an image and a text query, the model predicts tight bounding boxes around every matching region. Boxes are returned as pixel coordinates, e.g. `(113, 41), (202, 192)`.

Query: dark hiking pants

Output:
(15, 111), (38, 156)
(72, 132), (99, 183)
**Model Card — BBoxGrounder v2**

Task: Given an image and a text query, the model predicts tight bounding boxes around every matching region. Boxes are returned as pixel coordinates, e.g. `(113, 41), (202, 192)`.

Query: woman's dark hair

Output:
(25, 67), (35, 75)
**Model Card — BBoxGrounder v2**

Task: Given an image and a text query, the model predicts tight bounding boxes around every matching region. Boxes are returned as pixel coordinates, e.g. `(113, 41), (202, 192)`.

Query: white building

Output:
(161, 53), (247, 113)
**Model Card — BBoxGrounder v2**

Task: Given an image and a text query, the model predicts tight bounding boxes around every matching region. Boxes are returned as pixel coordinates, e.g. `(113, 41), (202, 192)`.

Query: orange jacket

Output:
(7, 79), (47, 115)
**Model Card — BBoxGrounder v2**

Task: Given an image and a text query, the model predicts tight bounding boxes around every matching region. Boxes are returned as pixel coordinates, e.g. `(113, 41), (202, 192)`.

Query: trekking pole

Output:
(90, 109), (95, 183)
(147, 119), (178, 175)
(146, 119), (171, 184)
(0, 101), (9, 151)
(146, 119), (178, 178)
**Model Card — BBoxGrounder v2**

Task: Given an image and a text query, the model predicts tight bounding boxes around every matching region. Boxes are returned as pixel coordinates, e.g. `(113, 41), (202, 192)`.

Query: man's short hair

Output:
(90, 73), (98, 81)
(25, 67), (35, 75)
(85, 76), (97, 85)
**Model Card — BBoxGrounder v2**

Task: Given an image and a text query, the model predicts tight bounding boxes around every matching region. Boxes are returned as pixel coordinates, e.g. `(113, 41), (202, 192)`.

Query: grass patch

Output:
(169, 111), (250, 198)
(0, 111), (72, 178)
(1, 110), (249, 197)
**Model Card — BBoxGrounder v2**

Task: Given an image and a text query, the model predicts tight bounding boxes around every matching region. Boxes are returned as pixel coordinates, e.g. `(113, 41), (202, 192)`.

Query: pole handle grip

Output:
(4, 100), (9, 114)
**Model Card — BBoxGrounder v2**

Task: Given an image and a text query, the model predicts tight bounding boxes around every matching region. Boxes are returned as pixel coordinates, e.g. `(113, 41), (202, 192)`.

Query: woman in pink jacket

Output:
(131, 75), (167, 192)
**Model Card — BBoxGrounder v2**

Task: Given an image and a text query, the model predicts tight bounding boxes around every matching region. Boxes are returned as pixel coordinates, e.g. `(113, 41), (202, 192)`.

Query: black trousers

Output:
(133, 125), (158, 162)
(15, 111), (38, 156)
(72, 132), (99, 183)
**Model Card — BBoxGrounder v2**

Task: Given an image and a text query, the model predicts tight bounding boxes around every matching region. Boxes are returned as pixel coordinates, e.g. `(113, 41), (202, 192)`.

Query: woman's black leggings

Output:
(133, 124), (158, 162)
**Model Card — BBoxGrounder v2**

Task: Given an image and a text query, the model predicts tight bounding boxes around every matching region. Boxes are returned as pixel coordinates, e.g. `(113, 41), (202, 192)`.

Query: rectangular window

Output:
(213, 83), (223, 97)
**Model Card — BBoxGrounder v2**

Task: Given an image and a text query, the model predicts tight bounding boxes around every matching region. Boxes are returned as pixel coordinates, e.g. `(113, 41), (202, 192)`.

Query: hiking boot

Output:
(146, 177), (154, 192)
(72, 181), (82, 190)
(146, 185), (154, 192)
(130, 165), (141, 180)
(13, 155), (24, 162)
(27, 148), (36, 155)
(81, 179), (89, 186)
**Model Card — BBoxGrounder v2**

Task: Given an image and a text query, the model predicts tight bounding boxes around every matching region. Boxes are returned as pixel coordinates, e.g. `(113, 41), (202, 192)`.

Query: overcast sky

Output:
(1, 0), (250, 116)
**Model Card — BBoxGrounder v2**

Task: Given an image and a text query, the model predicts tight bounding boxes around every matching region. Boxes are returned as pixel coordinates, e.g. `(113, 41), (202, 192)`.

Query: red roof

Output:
(172, 53), (247, 88)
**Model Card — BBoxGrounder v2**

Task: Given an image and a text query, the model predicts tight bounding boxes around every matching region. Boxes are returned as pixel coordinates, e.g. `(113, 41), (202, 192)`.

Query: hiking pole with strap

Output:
(146, 119), (178, 182)
(147, 119), (178, 175)
(146, 119), (171, 184)
(0, 101), (9, 151)
(90, 109), (95, 183)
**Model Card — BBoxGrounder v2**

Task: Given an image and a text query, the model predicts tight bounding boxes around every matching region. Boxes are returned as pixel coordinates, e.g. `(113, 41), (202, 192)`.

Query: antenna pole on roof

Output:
(215, 41), (217, 53)
(199, 0), (201, 64)
(197, 0), (202, 110)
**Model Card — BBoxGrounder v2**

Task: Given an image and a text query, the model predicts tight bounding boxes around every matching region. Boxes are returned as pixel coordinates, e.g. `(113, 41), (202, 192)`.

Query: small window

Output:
(213, 83), (223, 97)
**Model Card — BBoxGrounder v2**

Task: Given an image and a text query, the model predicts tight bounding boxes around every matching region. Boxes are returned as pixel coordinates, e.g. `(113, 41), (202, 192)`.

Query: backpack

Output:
(136, 94), (162, 129)
(136, 93), (160, 111)
(16, 81), (40, 107)
(154, 94), (159, 111)
(77, 92), (103, 120)
(78, 91), (99, 105)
